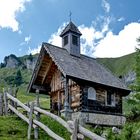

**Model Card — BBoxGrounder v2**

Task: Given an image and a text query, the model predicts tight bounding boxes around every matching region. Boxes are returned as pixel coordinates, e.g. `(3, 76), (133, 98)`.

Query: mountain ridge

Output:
(0, 53), (38, 70)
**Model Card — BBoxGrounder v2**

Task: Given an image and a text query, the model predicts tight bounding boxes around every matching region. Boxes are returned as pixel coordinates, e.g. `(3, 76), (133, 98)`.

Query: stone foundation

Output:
(72, 112), (126, 126)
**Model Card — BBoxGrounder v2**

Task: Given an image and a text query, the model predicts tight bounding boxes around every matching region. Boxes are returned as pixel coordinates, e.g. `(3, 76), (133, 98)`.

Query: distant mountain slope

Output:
(0, 54), (38, 70)
(97, 52), (136, 76)
(0, 54), (37, 91)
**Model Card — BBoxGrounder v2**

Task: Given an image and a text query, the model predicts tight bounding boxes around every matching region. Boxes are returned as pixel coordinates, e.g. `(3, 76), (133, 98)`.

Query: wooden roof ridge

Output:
(60, 21), (82, 37)
(42, 42), (66, 51)
(42, 42), (66, 77)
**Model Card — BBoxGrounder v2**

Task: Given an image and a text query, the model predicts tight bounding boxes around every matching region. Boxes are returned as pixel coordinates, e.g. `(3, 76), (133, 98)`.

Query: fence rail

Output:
(0, 91), (105, 140)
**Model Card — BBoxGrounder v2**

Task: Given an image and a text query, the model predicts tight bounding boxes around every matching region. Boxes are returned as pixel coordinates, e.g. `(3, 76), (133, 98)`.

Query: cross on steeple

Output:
(69, 11), (72, 22)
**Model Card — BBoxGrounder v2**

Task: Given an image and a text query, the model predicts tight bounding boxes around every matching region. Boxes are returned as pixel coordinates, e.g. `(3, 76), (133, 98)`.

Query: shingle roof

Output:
(43, 43), (129, 91)
(60, 21), (82, 37)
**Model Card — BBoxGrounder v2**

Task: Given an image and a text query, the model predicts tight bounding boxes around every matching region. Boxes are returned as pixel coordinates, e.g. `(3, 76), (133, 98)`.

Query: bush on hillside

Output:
(14, 69), (23, 86)
(4, 69), (23, 87)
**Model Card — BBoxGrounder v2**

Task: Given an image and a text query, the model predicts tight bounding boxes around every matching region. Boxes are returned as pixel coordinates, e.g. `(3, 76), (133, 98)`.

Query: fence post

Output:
(9, 88), (14, 114)
(27, 102), (30, 117)
(14, 86), (18, 109)
(34, 89), (40, 139)
(71, 119), (78, 140)
(4, 92), (8, 115)
(28, 102), (34, 140)
(0, 93), (3, 116)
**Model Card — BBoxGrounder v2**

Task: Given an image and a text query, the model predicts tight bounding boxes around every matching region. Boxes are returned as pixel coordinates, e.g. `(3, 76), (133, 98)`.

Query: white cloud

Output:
(27, 23), (67, 55)
(78, 25), (96, 56)
(18, 30), (22, 34)
(19, 35), (31, 46)
(94, 22), (140, 58)
(79, 16), (111, 56)
(25, 35), (31, 43)
(27, 45), (41, 55)
(118, 17), (125, 22)
(102, 0), (110, 13)
(0, 0), (31, 31)
(48, 22), (67, 47)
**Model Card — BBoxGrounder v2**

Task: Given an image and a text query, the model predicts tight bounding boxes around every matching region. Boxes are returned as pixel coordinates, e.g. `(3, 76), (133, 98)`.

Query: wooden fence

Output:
(0, 91), (105, 140)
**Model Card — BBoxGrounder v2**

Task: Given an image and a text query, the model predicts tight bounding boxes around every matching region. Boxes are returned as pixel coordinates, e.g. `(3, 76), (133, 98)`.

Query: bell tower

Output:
(60, 21), (82, 57)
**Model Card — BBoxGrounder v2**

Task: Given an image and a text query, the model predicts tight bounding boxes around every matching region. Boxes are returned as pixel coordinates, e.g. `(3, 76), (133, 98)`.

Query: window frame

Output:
(105, 90), (115, 106)
(64, 35), (68, 46)
(87, 87), (96, 100)
(72, 35), (78, 46)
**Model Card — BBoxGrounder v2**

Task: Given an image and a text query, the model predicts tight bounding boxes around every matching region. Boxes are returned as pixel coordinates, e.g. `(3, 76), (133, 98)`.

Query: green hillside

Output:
(97, 52), (136, 76)
(0, 68), (31, 92)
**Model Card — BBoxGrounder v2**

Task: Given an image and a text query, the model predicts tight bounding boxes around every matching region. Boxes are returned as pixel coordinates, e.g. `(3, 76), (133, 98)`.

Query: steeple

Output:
(60, 21), (82, 57)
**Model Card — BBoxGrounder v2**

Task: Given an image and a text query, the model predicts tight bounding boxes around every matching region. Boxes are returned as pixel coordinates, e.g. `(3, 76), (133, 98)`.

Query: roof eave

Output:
(27, 44), (46, 93)
(60, 30), (82, 37)
(67, 75), (131, 96)
(43, 42), (66, 77)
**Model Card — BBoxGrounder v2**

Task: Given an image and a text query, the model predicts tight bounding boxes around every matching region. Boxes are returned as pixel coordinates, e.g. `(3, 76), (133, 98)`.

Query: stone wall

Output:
(72, 112), (126, 126)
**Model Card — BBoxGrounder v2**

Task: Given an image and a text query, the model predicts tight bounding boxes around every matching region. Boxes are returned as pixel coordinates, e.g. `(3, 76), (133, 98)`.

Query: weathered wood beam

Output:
(71, 102), (80, 108)
(45, 63), (57, 84)
(34, 106), (72, 133)
(7, 93), (30, 112)
(79, 124), (105, 140)
(33, 119), (64, 140)
(64, 77), (69, 110)
(8, 104), (29, 124)
(4, 93), (8, 115)
(41, 60), (53, 84)
(58, 91), (61, 116)
(8, 104), (36, 129)
(68, 120), (106, 140)
(71, 119), (78, 140)
(32, 85), (48, 92)
(28, 102), (34, 140)
(63, 77), (73, 120)
(34, 89), (40, 139)
(0, 94), (3, 116)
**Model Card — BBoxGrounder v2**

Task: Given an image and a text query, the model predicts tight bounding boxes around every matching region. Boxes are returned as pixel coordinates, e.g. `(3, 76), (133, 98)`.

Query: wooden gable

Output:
(28, 47), (58, 93)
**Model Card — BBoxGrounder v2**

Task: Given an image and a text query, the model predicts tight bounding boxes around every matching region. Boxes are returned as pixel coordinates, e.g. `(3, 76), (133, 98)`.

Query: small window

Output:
(72, 35), (78, 46)
(64, 35), (68, 46)
(61, 73), (65, 81)
(106, 91), (115, 106)
(88, 87), (96, 100)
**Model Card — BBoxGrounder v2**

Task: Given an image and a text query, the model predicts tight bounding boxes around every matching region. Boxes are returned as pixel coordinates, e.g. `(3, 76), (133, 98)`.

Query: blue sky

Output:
(0, 0), (140, 62)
